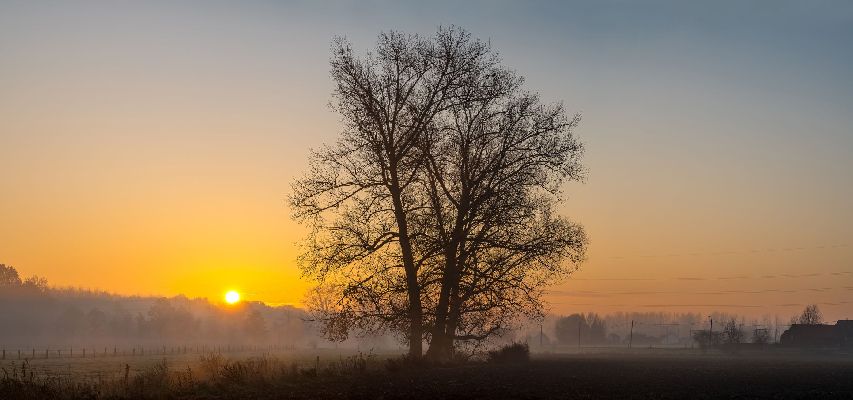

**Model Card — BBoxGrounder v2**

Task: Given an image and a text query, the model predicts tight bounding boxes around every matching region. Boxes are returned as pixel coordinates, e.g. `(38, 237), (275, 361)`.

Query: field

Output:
(289, 351), (853, 399)
(1, 347), (371, 382)
(4, 348), (853, 399)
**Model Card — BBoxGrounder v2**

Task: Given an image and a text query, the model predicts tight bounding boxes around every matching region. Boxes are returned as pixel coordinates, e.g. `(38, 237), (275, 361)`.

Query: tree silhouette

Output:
(421, 61), (586, 358)
(722, 318), (744, 344)
(0, 264), (22, 286)
(792, 304), (823, 325)
(291, 27), (586, 359)
(244, 310), (268, 340)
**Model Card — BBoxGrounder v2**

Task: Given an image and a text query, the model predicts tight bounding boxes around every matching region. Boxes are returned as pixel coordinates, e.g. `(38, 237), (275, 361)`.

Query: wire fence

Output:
(0, 344), (297, 361)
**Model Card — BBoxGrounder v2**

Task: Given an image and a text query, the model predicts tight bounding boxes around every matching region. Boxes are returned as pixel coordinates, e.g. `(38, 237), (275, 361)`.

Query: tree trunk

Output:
(426, 248), (456, 360)
(426, 227), (465, 360)
(390, 185), (423, 358)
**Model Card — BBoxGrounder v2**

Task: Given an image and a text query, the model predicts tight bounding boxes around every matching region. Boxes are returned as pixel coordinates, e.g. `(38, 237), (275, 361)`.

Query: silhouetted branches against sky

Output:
(290, 27), (587, 360)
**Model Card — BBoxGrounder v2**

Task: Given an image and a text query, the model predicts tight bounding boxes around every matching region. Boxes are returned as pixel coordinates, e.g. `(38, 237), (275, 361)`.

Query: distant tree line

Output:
(554, 313), (607, 345)
(0, 264), (311, 348)
(517, 310), (814, 348)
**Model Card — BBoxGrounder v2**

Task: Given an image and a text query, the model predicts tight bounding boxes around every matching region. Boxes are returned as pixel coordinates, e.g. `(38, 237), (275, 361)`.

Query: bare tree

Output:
(793, 304), (823, 325)
(0, 264), (22, 286)
(752, 328), (770, 344)
(290, 27), (495, 357)
(291, 27), (586, 359)
(722, 318), (744, 344)
(417, 38), (586, 358)
(244, 310), (268, 340)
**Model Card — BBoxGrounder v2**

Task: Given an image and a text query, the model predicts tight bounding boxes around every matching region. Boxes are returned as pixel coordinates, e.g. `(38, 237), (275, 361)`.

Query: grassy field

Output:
(3, 348), (853, 399)
(1, 347), (372, 381)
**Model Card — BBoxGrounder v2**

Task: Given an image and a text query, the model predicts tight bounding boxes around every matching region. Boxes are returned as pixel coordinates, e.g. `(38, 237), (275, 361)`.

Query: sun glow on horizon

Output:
(225, 290), (241, 304)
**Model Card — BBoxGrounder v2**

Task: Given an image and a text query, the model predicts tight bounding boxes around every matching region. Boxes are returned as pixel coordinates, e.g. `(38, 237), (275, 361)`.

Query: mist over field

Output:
(0, 267), (307, 350)
(0, 264), (799, 352)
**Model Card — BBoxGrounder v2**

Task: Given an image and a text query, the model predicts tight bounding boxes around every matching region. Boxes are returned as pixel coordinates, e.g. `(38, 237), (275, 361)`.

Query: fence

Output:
(0, 343), (297, 360)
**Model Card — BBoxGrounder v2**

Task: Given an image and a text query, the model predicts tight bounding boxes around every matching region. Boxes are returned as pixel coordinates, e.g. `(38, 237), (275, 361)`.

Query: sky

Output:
(1, 1), (852, 320)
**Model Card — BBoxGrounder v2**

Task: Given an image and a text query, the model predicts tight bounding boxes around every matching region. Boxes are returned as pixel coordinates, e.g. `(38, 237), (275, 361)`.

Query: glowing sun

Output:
(225, 290), (241, 304)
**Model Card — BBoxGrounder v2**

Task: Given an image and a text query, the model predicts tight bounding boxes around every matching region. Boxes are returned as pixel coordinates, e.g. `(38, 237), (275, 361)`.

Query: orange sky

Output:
(1, 2), (852, 320)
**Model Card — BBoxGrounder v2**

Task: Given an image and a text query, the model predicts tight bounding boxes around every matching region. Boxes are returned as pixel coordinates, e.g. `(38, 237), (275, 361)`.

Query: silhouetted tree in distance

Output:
(291, 26), (586, 359)
(1, 264), (22, 286)
(722, 318), (744, 344)
(244, 309), (268, 340)
(792, 304), (823, 325)
(554, 314), (606, 345)
(752, 328), (770, 344)
(692, 330), (721, 349)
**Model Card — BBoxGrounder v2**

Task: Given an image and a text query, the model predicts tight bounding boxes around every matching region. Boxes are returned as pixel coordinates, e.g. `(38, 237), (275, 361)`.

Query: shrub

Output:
(128, 359), (171, 398)
(385, 353), (431, 372)
(487, 342), (529, 364)
(692, 330), (723, 349)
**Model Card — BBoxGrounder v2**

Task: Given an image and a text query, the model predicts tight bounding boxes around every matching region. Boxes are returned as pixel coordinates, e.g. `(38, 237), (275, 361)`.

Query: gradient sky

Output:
(2, 1), (852, 320)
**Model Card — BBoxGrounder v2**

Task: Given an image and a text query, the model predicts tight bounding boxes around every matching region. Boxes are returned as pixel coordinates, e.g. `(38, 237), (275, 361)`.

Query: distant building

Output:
(780, 320), (853, 347)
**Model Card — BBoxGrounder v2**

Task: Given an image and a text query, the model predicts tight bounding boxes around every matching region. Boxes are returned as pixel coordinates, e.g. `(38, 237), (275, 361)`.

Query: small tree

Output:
(752, 328), (770, 344)
(722, 318), (744, 344)
(0, 264), (22, 286)
(793, 304), (823, 325)
(244, 310), (268, 340)
(692, 330), (722, 349)
(555, 314), (587, 345)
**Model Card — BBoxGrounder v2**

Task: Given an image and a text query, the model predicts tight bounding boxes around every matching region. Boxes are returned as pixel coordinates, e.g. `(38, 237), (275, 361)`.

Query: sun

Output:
(224, 290), (241, 304)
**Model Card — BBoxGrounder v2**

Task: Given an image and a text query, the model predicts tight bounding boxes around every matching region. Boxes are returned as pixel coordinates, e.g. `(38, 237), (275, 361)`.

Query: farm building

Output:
(780, 320), (853, 347)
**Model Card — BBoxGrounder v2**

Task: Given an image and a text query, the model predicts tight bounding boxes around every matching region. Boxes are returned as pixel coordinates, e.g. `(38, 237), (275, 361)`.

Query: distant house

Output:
(780, 320), (853, 347)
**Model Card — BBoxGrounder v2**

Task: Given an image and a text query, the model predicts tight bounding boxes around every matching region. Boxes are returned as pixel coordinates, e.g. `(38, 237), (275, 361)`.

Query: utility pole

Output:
(629, 320), (634, 349)
(708, 315), (713, 346)
(577, 320), (582, 352)
(540, 323), (543, 347)
(774, 316), (779, 344)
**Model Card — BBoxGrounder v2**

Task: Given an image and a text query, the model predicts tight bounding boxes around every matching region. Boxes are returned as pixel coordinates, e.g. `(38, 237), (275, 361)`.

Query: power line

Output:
(571, 271), (852, 282)
(548, 286), (848, 297)
(605, 244), (849, 260)
(550, 300), (853, 308)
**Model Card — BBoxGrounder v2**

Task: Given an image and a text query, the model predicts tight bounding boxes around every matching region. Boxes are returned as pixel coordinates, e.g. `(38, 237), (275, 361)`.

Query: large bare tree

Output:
(290, 28), (491, 357)
(291, 27), (587, 359)
(420, 66), (587, 359)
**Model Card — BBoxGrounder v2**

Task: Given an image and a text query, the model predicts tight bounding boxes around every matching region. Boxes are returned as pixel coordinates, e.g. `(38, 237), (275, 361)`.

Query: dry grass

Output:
(1, 351), (376, 399)
(5, 350), (853, 399)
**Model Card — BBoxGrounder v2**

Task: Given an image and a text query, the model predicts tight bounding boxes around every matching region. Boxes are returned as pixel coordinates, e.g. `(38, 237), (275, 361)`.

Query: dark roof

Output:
(780, 321), (853, 347)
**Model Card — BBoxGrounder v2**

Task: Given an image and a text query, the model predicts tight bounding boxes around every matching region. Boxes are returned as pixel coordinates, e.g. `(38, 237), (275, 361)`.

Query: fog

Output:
(0, 263), (829, 354)
(1, 264), (338, 350)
